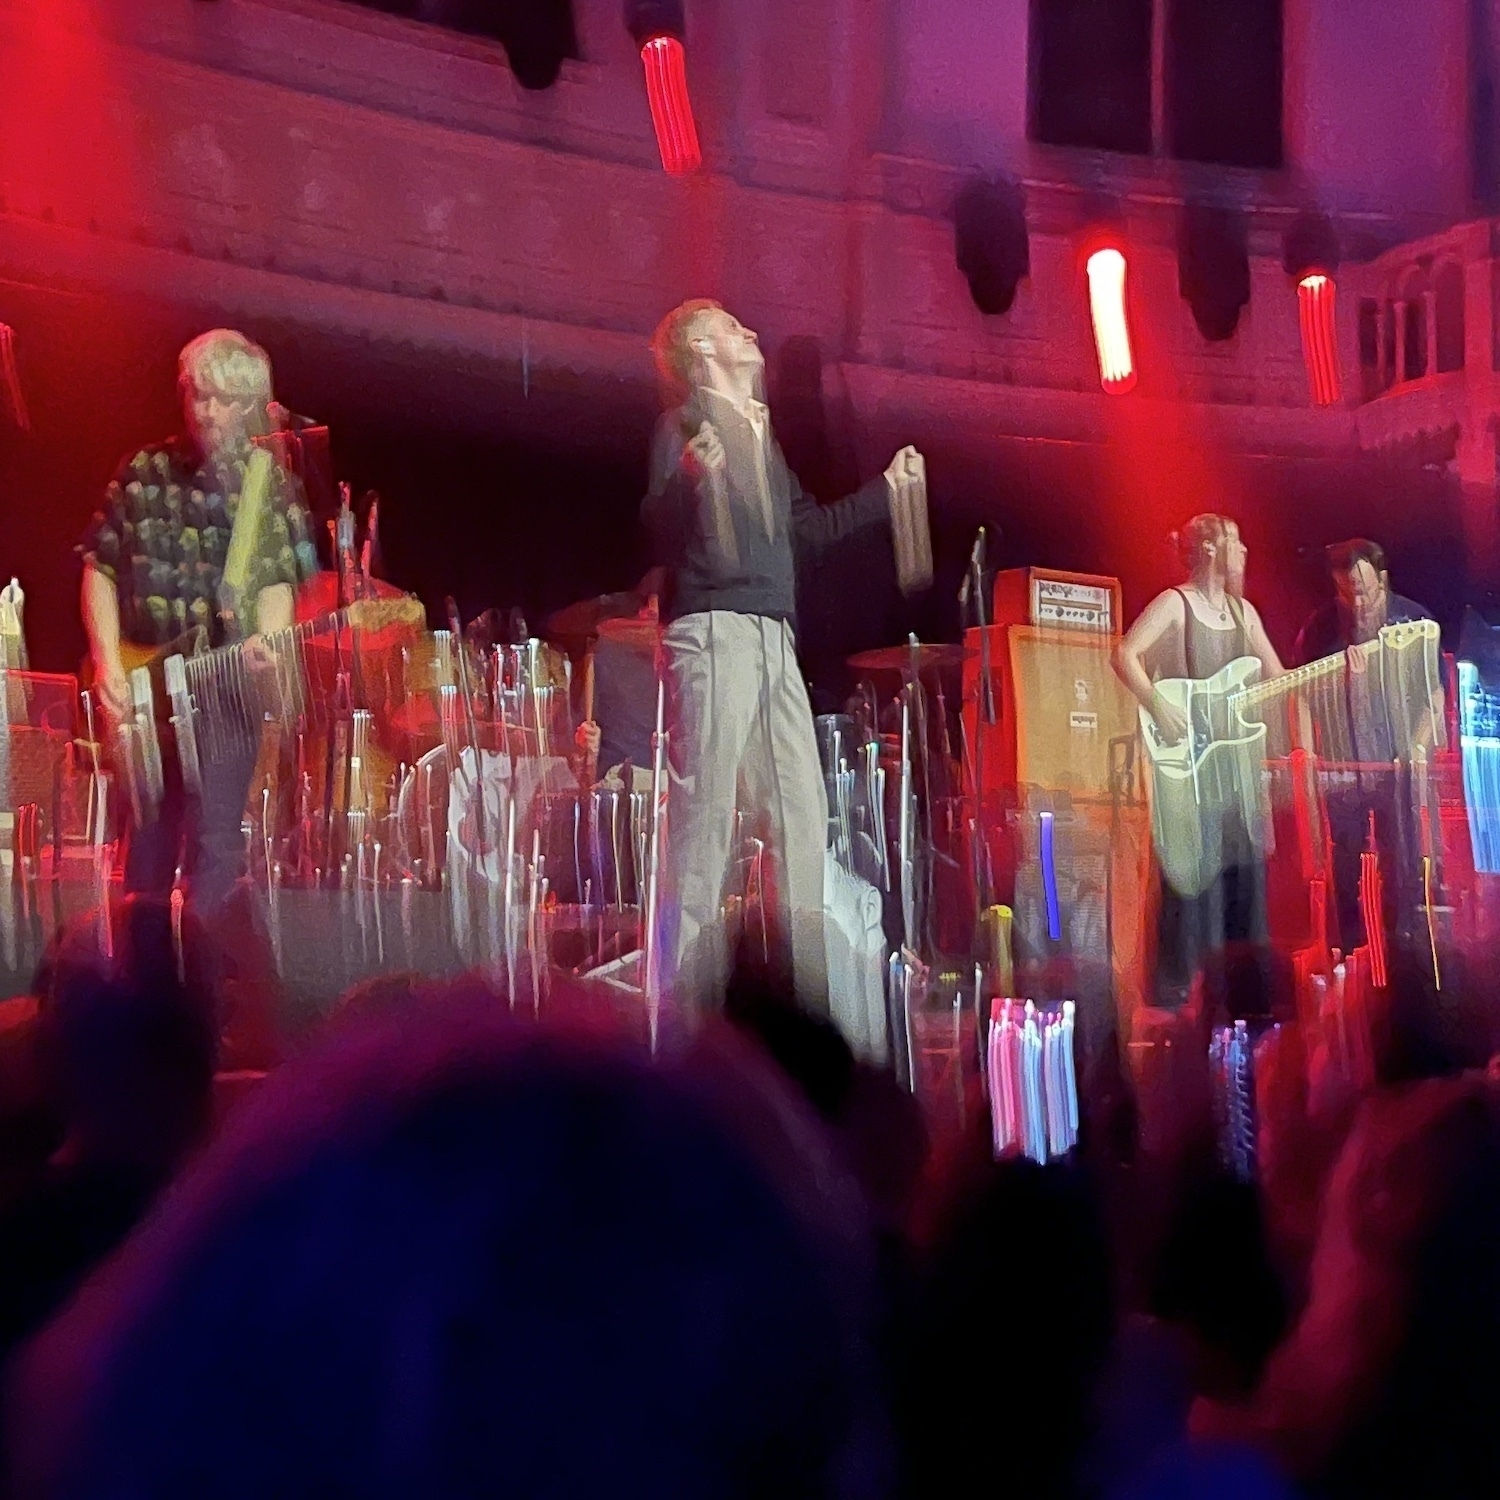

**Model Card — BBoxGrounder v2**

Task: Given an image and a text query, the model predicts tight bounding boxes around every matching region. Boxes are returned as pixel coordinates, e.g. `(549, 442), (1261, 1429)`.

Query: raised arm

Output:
(787, 469), (890, 559)
(788, 442), (932, 571)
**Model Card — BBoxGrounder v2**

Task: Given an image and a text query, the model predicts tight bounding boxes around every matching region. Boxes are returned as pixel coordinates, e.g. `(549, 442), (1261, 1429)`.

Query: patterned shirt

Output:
(78, 438), (318, 646)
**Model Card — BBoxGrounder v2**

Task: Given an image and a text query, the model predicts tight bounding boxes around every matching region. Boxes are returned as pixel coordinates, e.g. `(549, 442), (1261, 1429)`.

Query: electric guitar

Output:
(96, 596), (422, 825)
(1140, 618), (1442, 897)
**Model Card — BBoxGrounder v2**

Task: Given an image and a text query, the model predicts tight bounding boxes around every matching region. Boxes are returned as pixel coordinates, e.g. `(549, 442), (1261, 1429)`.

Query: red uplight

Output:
(640, 36), (701, 175)
(1297, 273), (1342, 406)
(1085, 248), (1136, 394)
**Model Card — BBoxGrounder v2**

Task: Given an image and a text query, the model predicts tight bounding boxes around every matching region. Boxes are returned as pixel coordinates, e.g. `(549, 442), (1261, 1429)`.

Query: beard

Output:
(1353, 603), (1385, 642)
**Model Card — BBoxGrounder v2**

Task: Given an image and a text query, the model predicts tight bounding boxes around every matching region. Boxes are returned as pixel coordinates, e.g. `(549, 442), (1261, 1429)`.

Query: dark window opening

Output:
(1358, 298), (1380, 368)
(346, 1), (580, 90)
(1404, 299), (1428, 381)
(1029, 0), (1153, 154)
(1358, 298), (1381, 401)
(1166, 0), (1282, 168)
(1435, 263), (1466, 372)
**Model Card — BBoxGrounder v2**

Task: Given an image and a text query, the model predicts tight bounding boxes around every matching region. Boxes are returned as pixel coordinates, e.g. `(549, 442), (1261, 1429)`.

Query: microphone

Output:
(269, 402), (322, 432)
(968, 527), (990, 629)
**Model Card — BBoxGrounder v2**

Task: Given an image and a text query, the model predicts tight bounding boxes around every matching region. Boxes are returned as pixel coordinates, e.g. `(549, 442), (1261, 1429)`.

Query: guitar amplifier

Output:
(992, 568), (1122, 636)
(963, 625), (1137, 800)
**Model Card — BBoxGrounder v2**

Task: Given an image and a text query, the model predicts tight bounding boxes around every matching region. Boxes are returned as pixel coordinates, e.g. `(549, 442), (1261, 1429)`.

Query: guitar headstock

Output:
(1379, 617), (1441, 650)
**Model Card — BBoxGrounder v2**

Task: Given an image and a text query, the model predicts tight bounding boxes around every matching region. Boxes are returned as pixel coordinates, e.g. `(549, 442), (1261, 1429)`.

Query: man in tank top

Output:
(1113, 515), (1287, 1003)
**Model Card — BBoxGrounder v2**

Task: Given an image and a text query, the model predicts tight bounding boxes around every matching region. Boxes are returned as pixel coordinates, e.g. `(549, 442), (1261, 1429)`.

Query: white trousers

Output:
(659, 611), (828, 1009)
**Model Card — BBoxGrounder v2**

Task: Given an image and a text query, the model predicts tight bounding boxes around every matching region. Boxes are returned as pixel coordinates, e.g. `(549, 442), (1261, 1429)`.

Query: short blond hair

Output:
(178, 329), (273, 406)
(650, 298), (723, 404)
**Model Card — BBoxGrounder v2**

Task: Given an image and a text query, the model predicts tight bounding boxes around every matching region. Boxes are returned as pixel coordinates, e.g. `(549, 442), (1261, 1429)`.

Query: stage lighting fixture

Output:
(1178, 203), (1250, 342)
(1284, 212), (1342, 407)
(1085, 247), (1136, 394)
(953, 176), (1030, 315)
(625, 1), (702, 174)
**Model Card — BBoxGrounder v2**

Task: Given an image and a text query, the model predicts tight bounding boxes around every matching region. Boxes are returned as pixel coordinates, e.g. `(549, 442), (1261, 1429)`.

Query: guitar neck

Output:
(1234, 650), (1342, 710)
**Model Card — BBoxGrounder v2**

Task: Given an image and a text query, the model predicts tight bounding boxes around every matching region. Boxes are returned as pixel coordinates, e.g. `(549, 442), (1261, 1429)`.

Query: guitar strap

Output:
(219, 446), (275, 638)
(1226, 594), (1250, 661)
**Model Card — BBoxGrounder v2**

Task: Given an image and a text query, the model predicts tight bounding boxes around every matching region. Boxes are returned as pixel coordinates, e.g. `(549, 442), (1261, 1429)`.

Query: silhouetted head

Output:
(903, 1158), (1113, 1500)
(1307, 1077), (1500, 1498)
(9, 983), (885, 1500)
(33, 898), (219, 1173)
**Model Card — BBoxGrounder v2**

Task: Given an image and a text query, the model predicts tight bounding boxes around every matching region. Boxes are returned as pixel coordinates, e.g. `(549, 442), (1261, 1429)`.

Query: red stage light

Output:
(1297, 272), (1342, 406)
(639, 35), (701, 175)
(1085, 248), (1136, 394)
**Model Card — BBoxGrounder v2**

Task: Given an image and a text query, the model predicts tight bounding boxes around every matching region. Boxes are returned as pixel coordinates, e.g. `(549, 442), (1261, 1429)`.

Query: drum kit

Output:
(2, 522), (985, 1051)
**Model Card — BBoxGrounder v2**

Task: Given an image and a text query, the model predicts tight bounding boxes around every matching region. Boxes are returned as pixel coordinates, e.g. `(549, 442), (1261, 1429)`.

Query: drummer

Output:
(572, 568), (665, 785)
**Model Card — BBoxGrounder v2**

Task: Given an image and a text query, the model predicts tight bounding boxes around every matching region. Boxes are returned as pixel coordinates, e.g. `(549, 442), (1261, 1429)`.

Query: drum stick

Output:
(583, 646), (596, 724)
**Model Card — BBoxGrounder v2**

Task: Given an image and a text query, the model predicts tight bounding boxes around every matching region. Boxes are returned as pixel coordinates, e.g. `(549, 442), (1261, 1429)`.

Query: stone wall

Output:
(0, 0), (1456, 461)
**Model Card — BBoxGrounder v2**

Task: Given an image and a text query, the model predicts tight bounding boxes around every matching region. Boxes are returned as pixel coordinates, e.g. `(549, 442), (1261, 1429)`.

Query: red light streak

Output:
(640, 36), (702, 175)
(1086, 248), (1136, 394)
(1297, 273), (1343, 406)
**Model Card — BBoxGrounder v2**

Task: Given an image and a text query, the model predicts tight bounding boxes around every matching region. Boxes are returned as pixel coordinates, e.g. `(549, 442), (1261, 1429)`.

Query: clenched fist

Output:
(682, 420), (726, 480)
(884, 446), (933, 595)
(884, 445), (925, 494)
(575, 720), (602, 759)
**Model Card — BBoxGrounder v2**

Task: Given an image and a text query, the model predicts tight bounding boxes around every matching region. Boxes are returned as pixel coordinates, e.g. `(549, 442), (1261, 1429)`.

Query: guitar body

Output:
(79, 627), (209, 720)
(1140, 656), (1270, 898)
(81, 599), (422, 825)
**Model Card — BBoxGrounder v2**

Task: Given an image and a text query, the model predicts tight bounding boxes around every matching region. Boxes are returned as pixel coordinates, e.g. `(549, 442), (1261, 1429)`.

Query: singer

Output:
(643, 299), (931, 1011)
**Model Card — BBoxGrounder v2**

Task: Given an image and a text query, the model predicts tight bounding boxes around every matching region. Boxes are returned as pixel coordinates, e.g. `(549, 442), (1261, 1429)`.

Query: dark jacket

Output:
(1293, 592), (1434, 667)
(642, 393), (890, 628)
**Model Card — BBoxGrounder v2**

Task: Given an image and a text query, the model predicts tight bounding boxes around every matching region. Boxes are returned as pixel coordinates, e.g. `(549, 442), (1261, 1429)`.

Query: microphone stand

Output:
(447, 595), (492, 972)
(968, 528), (996, 927)
(321, 488), (357, 886)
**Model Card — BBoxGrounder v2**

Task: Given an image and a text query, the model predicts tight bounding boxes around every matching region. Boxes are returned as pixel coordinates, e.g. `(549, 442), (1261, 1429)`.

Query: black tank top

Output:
(1174, 588), (1250, 680)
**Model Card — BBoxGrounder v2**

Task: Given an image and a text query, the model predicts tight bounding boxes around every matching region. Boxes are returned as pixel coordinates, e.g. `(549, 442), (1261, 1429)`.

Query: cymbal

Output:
(544, 592), (642, 643)
(596, 615), (662, 650)
(847, 642), (973, 674)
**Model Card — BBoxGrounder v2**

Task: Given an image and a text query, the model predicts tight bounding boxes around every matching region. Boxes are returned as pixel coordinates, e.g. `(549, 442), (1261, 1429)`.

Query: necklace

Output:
(1193, 586), (1229, 623)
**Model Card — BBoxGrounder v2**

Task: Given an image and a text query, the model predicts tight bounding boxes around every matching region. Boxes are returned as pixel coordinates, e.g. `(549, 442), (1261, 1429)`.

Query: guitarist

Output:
(1294, 539), (1440, 947)
(1113, 514), (1287, 1002)
(78, 330), (318, 912)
